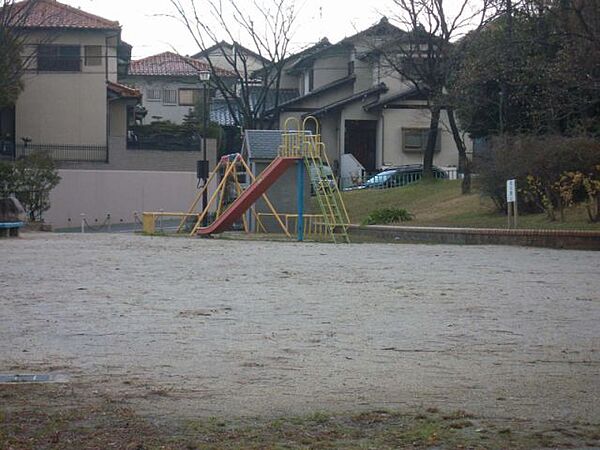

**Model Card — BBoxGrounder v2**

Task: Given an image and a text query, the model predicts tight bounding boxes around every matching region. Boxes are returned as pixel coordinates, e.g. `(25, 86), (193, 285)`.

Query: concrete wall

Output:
(109, 101), (127, 137)
(123, 76), (204, 125)
(16, 30), (119, 147)
(47, 169), (201, 228)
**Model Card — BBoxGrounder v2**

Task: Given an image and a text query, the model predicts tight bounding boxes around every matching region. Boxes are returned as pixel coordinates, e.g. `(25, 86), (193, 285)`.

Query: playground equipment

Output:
(0, 197), (25, 238)
(178, 152), (292, 237)
(142, 116), (350, 243)
(279, 116), (350, 243)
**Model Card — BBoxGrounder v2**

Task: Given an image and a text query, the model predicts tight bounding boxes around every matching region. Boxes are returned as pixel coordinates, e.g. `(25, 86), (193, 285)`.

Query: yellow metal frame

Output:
(280, 116), (351, 243)
(256, 213), (329, 237)
(183, 154), (291, 237)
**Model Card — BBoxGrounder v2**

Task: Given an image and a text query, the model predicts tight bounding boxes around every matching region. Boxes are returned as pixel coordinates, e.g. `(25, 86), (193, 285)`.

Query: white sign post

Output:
(506, 179), (518, 228)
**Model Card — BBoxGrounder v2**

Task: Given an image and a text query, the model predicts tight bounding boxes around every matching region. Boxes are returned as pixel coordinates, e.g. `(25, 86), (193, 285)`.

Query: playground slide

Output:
(196, 156), (299, 236)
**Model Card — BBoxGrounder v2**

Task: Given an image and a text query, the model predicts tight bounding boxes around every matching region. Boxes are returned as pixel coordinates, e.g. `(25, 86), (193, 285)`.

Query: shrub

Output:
(477, 135), (600, 220)
(0, 152), (61, 222)
(363, 207), (413, 225)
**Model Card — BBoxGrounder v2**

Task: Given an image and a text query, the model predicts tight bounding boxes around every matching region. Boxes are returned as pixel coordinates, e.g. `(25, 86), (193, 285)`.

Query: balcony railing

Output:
(15, 144), (108, 162)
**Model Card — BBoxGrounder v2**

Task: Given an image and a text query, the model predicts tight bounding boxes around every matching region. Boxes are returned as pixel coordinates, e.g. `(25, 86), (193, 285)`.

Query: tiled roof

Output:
(12, 0), (120, 30)
(128, 52), (234, 78)
(243, 130), (283, 160)
(210, 89), (299, 127)
(107, 81), (141, 99)
(211, 99), (239, 127)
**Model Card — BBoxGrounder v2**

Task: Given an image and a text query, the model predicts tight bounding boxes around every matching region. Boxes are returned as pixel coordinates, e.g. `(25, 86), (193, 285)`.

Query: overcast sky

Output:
(59, 0), (395, 59)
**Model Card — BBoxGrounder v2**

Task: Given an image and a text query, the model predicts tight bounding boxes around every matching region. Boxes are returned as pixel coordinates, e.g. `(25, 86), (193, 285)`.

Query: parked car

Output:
(361, 165), (448, 189)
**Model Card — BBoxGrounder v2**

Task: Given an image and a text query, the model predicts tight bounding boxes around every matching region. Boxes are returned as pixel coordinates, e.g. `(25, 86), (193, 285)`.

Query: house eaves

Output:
(363, 85), (425, 111)
(107, 81), (141, 100)
(272, 75), (356, 112)
(305, 83), (388, 117)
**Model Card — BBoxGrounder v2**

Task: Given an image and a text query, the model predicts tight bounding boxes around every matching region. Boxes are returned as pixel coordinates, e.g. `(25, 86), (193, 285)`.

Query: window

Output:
(146, 89), (161, 102)
(162, 89), (177, 105)
(402, 128), (441, 153)
(37, 45), (81, 72)
(348, 60), (355, 76)
(178, 89), (201, 106)
(304, 68), (314, 94)
(84, 45), (103, 66)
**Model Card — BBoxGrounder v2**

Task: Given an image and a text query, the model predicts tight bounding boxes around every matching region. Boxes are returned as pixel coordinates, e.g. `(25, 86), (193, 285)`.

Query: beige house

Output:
(1, 0), (217, 229)
(273, 18), (471, 186)
(1, 0), (138, 162)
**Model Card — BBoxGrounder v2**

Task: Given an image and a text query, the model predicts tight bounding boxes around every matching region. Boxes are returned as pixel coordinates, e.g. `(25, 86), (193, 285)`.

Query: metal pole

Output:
(202, 81), (209, 227)
(297, 160), (304, 242)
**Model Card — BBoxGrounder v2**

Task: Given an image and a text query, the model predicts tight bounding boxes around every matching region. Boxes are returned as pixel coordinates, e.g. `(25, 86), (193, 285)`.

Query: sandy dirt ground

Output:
(1, 232), (599, 428)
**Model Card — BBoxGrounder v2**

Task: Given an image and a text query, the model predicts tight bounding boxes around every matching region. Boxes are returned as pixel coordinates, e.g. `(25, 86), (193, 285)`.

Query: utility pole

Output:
(199, 71), (211, 227)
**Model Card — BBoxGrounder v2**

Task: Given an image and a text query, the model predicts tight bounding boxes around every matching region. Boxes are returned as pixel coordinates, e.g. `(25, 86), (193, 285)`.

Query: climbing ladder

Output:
(281, 117), (351, 243)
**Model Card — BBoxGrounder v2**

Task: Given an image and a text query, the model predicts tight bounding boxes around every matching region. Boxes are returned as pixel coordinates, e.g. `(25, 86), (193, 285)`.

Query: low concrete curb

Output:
(348, 224), (600, 250)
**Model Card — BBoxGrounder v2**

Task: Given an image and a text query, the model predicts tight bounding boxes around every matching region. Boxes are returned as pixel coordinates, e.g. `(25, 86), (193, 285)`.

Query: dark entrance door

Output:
(344, 120), (377, 172)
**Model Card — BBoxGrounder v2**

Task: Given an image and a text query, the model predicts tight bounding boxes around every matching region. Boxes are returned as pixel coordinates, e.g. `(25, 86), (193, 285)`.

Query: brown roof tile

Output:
(13, 0), (120, 30)
(107, 81), (141, 99)
(128, 52), (234, 78)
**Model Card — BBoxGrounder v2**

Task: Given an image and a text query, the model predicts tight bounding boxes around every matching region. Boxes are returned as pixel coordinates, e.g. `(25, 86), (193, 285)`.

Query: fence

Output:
(341, 167), (458, 191)
(15, 144), (108, 162)
(127, 134), (201, 152)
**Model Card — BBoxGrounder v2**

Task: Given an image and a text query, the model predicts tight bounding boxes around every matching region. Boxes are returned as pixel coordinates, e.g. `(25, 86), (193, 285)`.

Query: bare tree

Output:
(376, 0), (497, 192)
(0, 0), (37, 108)
(169, 0), (298, 130)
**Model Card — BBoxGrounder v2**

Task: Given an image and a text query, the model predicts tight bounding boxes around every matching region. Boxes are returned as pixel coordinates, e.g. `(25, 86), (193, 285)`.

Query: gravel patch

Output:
(1, 232), (599, 424)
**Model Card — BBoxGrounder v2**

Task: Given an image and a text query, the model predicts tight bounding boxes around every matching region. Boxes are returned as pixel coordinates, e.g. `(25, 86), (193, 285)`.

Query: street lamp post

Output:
(199, 70), (211, 226)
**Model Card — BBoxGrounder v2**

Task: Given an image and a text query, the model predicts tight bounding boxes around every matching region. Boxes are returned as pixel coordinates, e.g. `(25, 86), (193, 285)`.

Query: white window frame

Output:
(162, 89), (178, 105)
